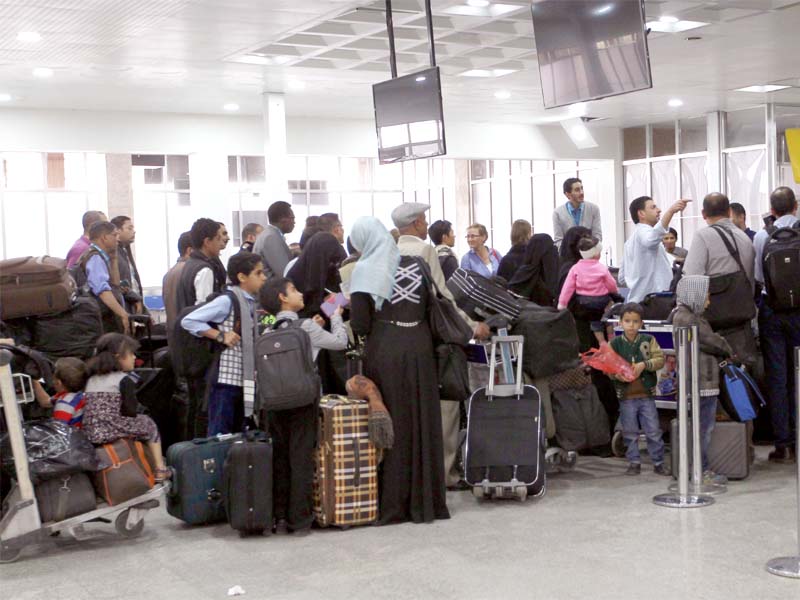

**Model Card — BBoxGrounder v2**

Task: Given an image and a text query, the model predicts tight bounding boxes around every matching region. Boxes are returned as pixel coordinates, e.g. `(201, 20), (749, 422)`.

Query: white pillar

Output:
(262, 92), (289, 203)
(707, 111), (723, 192)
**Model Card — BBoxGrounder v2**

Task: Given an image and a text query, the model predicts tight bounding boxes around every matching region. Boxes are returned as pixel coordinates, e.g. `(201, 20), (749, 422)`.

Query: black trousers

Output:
(185, 376), (209, 441)
(266, 404), (317, 531)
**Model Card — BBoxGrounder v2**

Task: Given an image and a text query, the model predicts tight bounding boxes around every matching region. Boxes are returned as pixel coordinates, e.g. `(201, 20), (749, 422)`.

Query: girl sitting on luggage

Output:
(32, 357), (89, 428)
(557, 236), (621, 344)
(82, 333), (170, 481)
(669, 275), (734, 486)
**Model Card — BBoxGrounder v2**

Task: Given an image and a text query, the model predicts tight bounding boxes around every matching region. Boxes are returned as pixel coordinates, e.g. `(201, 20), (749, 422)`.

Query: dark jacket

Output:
(116, 243), (143, 309)
(669, 305), (733, 394)
(497, 243), (527, 283)
(608, 333), (665, 400)
(287, 232), (347, 318)
(176, 251), (226, 313)
(508, 234), (559, 306)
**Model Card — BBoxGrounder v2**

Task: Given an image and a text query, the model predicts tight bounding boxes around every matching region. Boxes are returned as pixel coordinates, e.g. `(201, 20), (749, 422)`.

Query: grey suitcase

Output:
(670, 419), (752, 480)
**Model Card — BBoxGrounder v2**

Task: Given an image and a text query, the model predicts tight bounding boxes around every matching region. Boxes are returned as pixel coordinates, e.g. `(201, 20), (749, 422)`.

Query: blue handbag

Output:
(718, 362), (766, 422)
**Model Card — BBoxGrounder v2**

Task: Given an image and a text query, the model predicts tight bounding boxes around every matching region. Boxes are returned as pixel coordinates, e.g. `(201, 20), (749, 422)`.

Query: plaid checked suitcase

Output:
(313, 395), (379, 528)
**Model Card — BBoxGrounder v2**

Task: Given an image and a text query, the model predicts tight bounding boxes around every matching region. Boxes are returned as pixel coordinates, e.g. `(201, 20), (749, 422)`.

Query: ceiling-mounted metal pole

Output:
(424, 0), (436, 67)
(385, 0), (398, 78)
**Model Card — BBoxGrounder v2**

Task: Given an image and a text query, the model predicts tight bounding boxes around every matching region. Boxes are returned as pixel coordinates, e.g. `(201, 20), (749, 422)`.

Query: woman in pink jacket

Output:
(557, 237), (621, 344)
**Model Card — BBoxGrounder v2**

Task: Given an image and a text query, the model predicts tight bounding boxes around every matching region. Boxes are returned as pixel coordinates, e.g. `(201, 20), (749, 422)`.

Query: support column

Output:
(707, 111), (724, 192)
(105, 154), (133, 219)
(766, 103), (778, 193)
(262, 92), (289, 203)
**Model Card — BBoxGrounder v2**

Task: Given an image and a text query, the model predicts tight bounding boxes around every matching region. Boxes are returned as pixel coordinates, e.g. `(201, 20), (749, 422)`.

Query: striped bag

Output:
(313, 395), (379, 528)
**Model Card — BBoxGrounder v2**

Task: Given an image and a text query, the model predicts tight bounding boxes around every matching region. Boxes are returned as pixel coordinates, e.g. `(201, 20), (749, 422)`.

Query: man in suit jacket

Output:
(552, 177), (602, 247)
(252, 201), (296, 280)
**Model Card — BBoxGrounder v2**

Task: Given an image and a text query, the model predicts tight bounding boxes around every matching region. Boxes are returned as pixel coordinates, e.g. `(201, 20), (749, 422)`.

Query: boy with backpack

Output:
(180, 252), (266, 436)
(258, 277), (348, 535)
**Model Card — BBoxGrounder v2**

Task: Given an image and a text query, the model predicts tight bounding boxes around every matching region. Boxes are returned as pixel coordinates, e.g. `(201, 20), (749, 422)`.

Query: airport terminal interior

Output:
(2, 0), (800, 598)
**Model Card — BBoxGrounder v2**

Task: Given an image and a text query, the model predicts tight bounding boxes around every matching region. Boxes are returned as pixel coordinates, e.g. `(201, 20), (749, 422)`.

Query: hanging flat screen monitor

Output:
(531, 0), (652, 109)
(373, 66), (446, 164)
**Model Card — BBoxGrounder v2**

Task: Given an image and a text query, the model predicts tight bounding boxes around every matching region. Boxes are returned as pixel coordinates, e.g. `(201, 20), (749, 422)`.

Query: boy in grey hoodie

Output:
(670, 275), (734, 485)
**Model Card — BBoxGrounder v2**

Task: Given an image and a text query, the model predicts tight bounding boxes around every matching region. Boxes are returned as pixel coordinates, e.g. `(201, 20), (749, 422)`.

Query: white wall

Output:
(0, 108), (621, 161)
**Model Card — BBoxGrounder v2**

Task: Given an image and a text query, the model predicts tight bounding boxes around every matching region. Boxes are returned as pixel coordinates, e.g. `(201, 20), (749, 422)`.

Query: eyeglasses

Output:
(465, 234), (482, 239)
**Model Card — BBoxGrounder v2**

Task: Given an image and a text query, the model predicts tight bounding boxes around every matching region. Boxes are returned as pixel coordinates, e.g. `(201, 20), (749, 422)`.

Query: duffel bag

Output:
(0, 256), (77, 320)
(641, 292), (676, 322)
(446, 268), (522, 322)
(36, 472), (96, 523)
(511, 305), (580, 378)
(718, 362), (766, 422)
(551, 385), (610, 451)
(92, 438), (155, 505)
(32, 296), (103, 360)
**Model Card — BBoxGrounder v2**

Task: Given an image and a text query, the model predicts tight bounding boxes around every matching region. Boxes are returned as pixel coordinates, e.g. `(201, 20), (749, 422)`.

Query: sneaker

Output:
(703, 470), (728, 485)
(653, 463), (671, 476)
(768, 447), (795, 464)
(625, 463), (641, 476)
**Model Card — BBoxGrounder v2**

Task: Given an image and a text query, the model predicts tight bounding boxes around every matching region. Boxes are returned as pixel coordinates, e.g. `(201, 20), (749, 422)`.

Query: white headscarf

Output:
(676, 275), (710, 314)
(349, 217), (400, 309)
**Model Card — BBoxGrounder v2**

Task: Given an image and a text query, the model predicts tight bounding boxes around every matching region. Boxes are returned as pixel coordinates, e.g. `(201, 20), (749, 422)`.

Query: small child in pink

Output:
(557, 237), (620, 344)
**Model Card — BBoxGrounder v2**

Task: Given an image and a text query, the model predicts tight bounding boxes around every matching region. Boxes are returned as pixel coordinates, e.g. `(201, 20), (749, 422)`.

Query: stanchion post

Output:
(765, 346), (800, 578)
(653, 326), (714, 508)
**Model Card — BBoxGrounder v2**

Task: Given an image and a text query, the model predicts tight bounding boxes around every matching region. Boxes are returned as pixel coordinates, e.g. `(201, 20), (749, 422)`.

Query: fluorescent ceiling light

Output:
(442, 3), (520, 17)
(460, 68), (517, 78)
(17, 31), (41, 42)
(668, 98), (684, 107)
(230, 54), (272, 65)
(287, 80), (306, 91)
(223, 103), (240, 112)
(646, 20), (708, 33)
(467, 0), (490, 7)
(494, 90), (511, 100)
(32, 67), (53, 78)
(560, 117), (598, 150)
(735, 84), (790, 93)
(0, 93), (12, 102)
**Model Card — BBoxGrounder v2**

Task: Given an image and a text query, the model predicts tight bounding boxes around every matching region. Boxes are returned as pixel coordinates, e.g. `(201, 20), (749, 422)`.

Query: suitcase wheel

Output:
(471, 486), (485, 500)
(0, 547), (22, 564)
(115, 509), (145, 538)
(514, 486), (527, 501)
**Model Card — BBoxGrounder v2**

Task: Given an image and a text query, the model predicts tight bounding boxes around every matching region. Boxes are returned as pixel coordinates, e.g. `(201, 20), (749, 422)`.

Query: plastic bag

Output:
(581, 343), (636, 382)
(1, 419), (101, 484)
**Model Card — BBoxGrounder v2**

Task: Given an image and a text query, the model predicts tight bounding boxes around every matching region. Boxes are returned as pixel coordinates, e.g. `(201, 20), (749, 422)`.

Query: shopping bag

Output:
(580, 343), (636, 382)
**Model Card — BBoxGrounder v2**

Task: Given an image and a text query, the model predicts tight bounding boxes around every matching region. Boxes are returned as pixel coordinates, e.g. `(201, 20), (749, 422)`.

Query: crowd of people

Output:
(6, 175), (798, 533)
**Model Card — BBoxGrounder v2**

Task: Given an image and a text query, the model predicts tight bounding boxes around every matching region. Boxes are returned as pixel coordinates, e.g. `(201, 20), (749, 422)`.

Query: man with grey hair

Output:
(392, 202), (489, 491)
(66, 210), (107, 267)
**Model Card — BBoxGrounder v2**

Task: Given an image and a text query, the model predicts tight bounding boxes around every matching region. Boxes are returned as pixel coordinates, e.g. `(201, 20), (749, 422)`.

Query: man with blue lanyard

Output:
(77, 221), (130, 334)
(552, 177), (603, 247)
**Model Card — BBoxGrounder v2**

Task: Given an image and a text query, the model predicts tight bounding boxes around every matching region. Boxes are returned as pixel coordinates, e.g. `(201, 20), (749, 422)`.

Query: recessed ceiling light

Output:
(646, 19), (708, 33)
(287, 80), (306, 91)
(223, 103), (240, 112)
(460, 68), (517, 78)
(668, 98), (684, 107)
(467, 0), (490, 6)
(0, 93), (12, 102)
(17, 31), (41, 43)
(32, 67), (53, 78)
(494, 90), (511, 100)
(735, 84), (791, 93)
(659, 16), (679, 23)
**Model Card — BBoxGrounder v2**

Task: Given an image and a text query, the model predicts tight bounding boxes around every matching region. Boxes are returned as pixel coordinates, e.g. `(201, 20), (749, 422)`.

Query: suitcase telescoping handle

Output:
(487, 335), (524, 398)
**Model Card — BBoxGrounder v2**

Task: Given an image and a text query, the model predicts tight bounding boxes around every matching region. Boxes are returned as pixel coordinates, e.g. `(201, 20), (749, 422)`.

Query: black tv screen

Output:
(372, 66), (446, 164)
(531, 0), (652, 109)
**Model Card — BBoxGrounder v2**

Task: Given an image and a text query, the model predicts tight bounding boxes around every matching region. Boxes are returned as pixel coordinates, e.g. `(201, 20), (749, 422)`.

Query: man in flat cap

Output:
(392, 202), (490, 491)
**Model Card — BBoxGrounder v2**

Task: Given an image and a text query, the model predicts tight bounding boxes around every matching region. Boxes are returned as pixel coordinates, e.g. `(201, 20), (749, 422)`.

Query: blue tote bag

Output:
(718, 362), (766, 422)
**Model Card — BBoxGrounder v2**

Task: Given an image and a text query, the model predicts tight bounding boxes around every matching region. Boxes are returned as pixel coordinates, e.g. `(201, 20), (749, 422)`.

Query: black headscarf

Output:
(287, 232), (347, 316)
(557, 226), (592, 294)
(508, 234), (559, 306)
(496, 243), (527, 283)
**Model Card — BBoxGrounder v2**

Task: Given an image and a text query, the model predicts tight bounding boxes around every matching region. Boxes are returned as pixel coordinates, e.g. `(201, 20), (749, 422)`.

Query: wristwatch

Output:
(215, 332), (225, 344)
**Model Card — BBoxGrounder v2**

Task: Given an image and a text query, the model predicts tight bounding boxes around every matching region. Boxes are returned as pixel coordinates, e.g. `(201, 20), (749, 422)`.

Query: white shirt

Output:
(620, 222), (673, 303)
(193, 267), (214, 305)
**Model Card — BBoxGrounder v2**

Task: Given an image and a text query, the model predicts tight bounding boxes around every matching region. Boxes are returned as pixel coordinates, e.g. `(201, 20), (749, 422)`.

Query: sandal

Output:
(154, 468), (172, 483)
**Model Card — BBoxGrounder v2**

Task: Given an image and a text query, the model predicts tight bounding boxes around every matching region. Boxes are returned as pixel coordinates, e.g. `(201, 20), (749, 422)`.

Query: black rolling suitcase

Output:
(464, 335), (546, 500)
(224, 432), (273, 535)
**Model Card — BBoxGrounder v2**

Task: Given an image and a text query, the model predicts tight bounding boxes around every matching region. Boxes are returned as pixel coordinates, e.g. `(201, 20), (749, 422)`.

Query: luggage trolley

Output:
(0, 349), (168, 563)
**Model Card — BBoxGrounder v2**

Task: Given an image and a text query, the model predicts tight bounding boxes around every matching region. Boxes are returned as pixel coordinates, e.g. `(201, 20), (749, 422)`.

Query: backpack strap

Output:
(224, 290), (242, 335)
(710, 225), (751, 286)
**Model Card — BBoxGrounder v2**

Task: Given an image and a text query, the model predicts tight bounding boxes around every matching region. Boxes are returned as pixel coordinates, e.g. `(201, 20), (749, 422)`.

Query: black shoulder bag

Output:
(704, 226), (756, 330)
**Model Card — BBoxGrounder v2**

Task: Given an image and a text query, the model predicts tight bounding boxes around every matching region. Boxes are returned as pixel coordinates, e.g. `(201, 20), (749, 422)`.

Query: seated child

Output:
(82, 333), (169, 481)
(32, 357), (88, 428)
(259, 277), (348, 535)
(608, 303), (670, 476)
(670, 275), (733, 485)
(557, 237), (621, 344)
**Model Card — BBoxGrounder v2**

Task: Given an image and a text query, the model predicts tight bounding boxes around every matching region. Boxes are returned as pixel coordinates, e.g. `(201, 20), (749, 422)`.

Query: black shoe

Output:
(447, 480), (471, 491)
(625, 463), (641, 476)
(653, 463), (671, 476)
(273, 519), (289, 535)
(769, 447), (795, 464)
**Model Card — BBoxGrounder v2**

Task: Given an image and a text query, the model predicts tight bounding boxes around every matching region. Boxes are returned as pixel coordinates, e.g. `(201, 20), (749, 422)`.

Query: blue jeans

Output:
(758, 303), (800, 448)
(207, 382), (244, 436)
(620, 397), (665, 465)
(698, 395), (718, 472)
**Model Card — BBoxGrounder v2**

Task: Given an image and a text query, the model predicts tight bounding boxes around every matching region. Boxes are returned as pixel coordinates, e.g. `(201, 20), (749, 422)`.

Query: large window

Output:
(0, 152), (107, 260)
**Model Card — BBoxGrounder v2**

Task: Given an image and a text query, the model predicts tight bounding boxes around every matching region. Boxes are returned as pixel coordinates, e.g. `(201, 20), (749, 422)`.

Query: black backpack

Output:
(763, 226), (800, 311)
(255, 318), (319, 413)
(170, 290), (240, 378)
